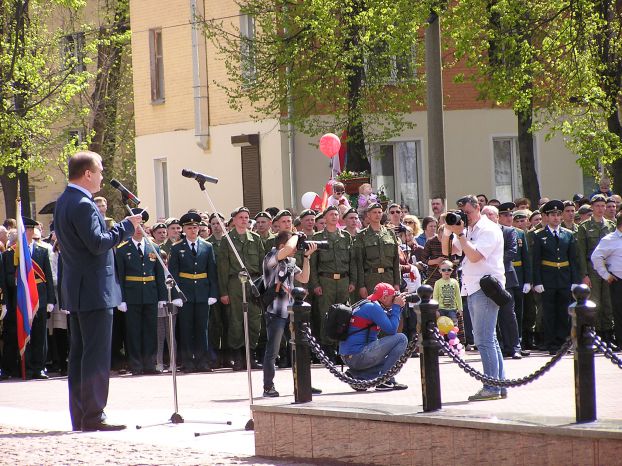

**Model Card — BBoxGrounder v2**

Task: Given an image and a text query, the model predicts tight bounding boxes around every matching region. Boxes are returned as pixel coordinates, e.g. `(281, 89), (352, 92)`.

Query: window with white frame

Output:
(239, 14), (256, 84)
(493, 137), (524, 202)
(154, 158), (169, 219)
(149, 29), (165, 103)
(29, 185), (37, 220)
(364, 41), (417, 85)
(371, 141), (421, 214)
(62, 32), (85, 73)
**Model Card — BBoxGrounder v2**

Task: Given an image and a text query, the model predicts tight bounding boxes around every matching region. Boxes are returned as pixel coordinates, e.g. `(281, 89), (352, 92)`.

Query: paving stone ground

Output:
(0, 351), (620, 465)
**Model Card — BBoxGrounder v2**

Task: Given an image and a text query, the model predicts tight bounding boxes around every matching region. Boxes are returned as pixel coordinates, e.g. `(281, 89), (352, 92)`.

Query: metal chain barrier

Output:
(590, 330), (622, 369)
(301, 323), (418, 391)
(431, 325), (573, 388)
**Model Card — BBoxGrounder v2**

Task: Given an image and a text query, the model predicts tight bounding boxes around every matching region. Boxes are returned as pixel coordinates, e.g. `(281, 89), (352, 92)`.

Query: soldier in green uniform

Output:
(299, 209), (316, 237)
(576, 194), (616, 339)
(309, 206), (356, 355)
(159, 218), (181, 257)
(150, 222), (168, 247)
(169, 212), (219, 372)
(355, 202), (400, 299)
(116, 209), (167, 375)
(532, 200), (581, 354)
(206, 212), (229, 368)
(217, 207), (264, 370)
(561, 201), (578, 234)
(254, 211), (274, 251)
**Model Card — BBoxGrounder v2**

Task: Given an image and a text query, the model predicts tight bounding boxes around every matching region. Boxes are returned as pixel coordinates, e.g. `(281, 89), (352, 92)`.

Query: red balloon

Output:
(319, 133), (341, 158)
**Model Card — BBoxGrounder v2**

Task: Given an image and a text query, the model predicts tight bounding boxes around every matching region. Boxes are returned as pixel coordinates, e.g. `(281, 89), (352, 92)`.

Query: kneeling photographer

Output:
(339, 283), (408, 391)
(261, 231), (319, 397)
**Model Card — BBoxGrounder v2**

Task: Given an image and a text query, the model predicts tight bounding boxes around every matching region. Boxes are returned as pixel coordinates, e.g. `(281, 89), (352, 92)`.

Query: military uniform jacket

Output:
(207, 235), (223, 259)
(169, 237), (218, 303)
(533, 227), (580, 289)
(576, 218), (615, 277)
(501, 225), (519, 289)
(217, 229), (264, 296)
(309, 229), (356, 289)
(116, 239), (166, 305)
(512, 228), (532, 286)
(3, 243), (55, 307)
(354, 226), (400, 287)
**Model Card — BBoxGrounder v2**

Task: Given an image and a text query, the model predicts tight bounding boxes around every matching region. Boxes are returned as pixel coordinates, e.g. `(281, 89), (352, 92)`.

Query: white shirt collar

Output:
(132, 238), (144, 249)
(547, 225), (560, 235)
(67, 183), (93, 199)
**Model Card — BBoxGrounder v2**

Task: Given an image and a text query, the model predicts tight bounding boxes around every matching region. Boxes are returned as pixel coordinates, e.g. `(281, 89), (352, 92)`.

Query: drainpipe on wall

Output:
(190, 0), (210, 150)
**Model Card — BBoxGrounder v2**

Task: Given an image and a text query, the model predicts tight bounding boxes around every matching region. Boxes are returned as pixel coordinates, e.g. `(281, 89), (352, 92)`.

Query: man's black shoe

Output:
(250, 360), (263, 370)
(520, 349), (531, 357)
(32, 371), (49, 380)
(311, 387), (322, 395)
(510, 352), (522, 360)
(82, 421), (126, 432)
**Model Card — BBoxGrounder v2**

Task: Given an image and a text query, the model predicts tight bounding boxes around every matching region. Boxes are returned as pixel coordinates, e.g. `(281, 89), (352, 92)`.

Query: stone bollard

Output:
(289, 287), (312, 403)
(569, 284), (597, 423)
(416, 284), (442, 412)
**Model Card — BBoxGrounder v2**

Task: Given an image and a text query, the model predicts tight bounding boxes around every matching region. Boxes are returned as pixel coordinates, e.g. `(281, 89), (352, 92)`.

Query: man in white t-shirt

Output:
(444, 195), (506, 401)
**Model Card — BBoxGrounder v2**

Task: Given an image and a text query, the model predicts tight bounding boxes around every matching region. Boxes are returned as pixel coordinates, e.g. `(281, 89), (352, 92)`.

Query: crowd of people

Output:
(1, 167), (621, 403)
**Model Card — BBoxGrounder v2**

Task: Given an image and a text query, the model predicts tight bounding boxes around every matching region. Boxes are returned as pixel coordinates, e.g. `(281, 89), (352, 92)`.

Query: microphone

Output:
(110, 179), (141, 206)
(181, 169), (219, 184)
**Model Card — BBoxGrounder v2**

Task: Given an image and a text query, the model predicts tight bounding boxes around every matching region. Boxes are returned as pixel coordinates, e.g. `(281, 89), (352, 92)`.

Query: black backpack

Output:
(323, 299), (370, 343)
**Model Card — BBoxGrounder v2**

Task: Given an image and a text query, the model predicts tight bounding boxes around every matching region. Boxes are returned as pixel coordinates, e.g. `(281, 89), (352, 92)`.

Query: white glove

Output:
(522, 283), (532, 294)
(61, 309), (70, 315)
(208, 297), (217, 306)
(172, 298), (183, 307)
(533, 285), (544, 293)
(0, 305), (7, 320)
(158, 301), (167, 309)
(118, 302), (128, 312)
(47, 304), (54, 313)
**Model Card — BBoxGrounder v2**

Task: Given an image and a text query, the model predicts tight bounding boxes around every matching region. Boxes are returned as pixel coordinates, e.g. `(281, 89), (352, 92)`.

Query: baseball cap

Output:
(368, 283), (398, 301)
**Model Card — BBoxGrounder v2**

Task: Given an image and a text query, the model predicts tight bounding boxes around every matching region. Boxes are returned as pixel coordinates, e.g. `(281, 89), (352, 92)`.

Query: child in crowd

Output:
(357, 183), (377, 216)
(432, 260), (462, 325)
(327, 181), (351, 219)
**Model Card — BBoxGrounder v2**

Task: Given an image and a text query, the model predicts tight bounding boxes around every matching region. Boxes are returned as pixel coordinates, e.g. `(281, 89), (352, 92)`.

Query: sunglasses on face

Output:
(390, 210), (401, 214)
(334, 190), (345, 194)
(440, 268), (452, 272)
(404, 220), (415, 224)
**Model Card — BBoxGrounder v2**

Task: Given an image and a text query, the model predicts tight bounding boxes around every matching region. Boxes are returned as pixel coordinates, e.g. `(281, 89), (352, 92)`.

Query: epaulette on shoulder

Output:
(560, 226), (573, 234)
(117, 241), (129, 249)
(173, 239), (184, 246)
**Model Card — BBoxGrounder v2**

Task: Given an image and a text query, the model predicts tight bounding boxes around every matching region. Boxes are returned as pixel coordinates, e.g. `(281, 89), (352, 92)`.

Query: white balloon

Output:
(301, 191), (319, 209)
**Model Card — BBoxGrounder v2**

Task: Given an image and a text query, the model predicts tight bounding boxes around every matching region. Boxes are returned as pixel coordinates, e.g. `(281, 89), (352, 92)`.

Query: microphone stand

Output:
(185, 178), (259, 432)
(116, 195), (231, 430)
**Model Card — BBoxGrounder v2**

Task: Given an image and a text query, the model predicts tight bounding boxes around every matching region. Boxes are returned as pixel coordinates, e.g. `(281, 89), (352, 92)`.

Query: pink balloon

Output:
(319, 133), (341, 158)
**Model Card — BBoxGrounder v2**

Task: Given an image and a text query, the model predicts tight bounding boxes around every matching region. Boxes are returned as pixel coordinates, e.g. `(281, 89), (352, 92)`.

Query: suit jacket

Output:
(501, 225), (519, 289)
(53, 185), (134, 312)
(512, 228), (532, 286)
(169, 237), (218, 303)
(532, 226), (580, 289)
(116, 239), (166, 305)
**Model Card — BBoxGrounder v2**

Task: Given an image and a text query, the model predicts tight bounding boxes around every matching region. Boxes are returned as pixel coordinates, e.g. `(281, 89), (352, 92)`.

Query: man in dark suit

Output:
(116, 208), (166, 375)
(169, 212), (219, 372)
(54, 150), (141, 432)
(533, 200), (581, 354)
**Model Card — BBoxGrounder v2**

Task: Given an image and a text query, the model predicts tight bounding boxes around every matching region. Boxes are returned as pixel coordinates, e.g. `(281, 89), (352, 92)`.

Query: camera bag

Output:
(479, 274), (512, 307)
(323, 299), (370, 343)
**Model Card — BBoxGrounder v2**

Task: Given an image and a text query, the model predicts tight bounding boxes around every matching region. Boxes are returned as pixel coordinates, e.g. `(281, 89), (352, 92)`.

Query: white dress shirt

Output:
(591, 229), (622, 280)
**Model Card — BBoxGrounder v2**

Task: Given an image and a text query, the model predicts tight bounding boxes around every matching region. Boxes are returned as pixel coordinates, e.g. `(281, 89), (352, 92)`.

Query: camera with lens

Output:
(445, 210), (468, 227)
(403, 292), (421, 305)
(295, 232), (329, 251)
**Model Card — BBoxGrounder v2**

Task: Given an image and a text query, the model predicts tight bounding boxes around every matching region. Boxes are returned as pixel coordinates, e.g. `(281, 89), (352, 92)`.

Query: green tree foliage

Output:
(203, 0), (429, 171)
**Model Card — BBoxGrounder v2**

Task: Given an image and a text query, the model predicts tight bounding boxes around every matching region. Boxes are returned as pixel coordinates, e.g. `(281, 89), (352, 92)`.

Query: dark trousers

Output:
(1, 308), (19, 376)
(52, 327), (69, 373)
(25, 308), (48, 377)
(68, 308), (113, 430)
(542, 288), (571, 350)
(178, 302), (210, 370)
(609, 279), (622, 345)
(497, 288), (521, 354)
(262, 312), (288, 389)
(125, 303), (158, 372)
(111, 309), (126, 370)
(512, 286), (524, 339)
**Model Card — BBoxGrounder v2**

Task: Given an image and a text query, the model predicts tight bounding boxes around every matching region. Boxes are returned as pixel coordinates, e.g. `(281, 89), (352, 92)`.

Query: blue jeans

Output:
(343, 333), (408, 380)
(262, 312), (288, 389)
(467, 289), (505, 392)
(440, 309), (458, 325)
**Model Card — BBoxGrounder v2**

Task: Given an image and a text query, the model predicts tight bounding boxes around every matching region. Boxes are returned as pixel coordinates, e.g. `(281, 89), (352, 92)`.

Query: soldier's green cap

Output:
(209, 212), (225, 221)
(529, 210), (541, 221)
(541, 200), (564, 215)
(151, 222), (167, 231)
(590, 194), (607, 205)
(299, 209), (316, 219)
(342, 207), (358, 219)
(498, 202), (516, 214)
(273, 210), (292, 221)
(199, 221), (208, 227)
(315, 211), (325, 221)
(231, 206), (250, 218)
(577, 204), (592, 215)
(366, 202), (383, 212)
(323, 205), (338, 215)
(165, 217), (180, 227)
(179, 212), (202, 226)
(254, 211), (272, 221)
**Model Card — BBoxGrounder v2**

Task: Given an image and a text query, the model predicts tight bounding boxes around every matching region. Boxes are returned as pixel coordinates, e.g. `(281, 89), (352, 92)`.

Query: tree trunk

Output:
(0, 168), (31, 219)
(607, 110), (622, 189)
(517, 106), (540, 206)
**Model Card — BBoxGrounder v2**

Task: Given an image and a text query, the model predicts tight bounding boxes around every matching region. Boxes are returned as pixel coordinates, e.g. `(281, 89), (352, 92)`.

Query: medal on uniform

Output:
(148, 252), (157, 262)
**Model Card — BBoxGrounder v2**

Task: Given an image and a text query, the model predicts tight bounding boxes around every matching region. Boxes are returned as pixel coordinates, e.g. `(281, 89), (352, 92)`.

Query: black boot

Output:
(250, 350), (263, 369)
(232, 348), (244, 371)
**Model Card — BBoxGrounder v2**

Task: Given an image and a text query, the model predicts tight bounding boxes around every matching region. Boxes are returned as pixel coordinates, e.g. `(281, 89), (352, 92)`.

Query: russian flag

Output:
(15, 199), (39, 356)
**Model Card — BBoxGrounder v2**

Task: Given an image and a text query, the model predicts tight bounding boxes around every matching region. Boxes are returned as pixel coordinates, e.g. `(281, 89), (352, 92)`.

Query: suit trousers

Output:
(497, 288), (521, 354)
(609, 279), (622, 345)
(25, 308), (48, 376)
(178, 302), (210, 370)
(68, 308), (113, 430)
(541, 288), (571, 350)
(125, 303), (158, 372)
(1, 308), (19, 376)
